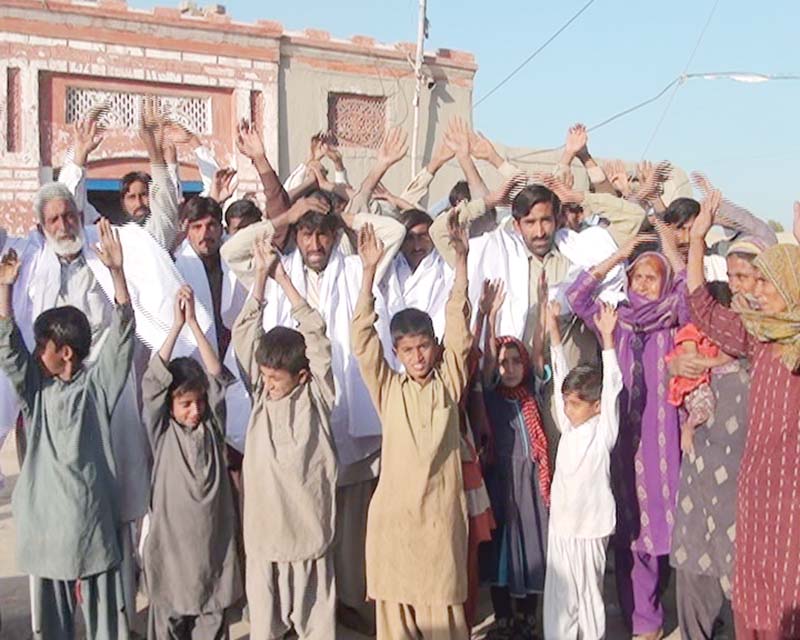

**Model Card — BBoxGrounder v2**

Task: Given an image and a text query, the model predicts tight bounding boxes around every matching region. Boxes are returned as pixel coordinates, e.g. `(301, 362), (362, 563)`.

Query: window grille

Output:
(327, 92), (387, 149)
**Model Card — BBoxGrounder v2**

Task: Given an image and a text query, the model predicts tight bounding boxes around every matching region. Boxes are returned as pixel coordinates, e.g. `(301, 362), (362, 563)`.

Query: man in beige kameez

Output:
(351, 218), (472, 640)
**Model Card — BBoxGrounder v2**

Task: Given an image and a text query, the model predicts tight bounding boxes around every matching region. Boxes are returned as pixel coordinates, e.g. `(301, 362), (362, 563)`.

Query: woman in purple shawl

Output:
(567, 231), (689, 639)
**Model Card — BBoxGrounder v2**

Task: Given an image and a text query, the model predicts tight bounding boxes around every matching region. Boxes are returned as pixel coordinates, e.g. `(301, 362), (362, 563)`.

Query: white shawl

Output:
(174, 239), (250, 453)
(261, 247), (390, 466)
(466, 226), (532, 340)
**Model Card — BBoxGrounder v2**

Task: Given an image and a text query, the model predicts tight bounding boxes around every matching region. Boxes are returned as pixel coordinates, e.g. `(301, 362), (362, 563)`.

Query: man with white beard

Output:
(8, 182), (192, 637)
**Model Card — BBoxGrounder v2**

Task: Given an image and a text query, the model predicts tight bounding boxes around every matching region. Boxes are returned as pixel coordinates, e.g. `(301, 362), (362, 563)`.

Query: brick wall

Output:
(0, 0), (476, 233)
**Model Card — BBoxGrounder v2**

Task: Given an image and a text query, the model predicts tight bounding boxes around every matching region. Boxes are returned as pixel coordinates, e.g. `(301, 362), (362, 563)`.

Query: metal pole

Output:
(410, 0), (427, 177)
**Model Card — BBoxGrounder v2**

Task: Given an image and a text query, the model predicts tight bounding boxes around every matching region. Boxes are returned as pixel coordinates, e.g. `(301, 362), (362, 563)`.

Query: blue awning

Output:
(87, 178), (204, 192)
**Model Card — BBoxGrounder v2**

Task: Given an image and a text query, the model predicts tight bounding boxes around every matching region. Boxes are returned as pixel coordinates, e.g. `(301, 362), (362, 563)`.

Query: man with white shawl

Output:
(8, 183), (198, 633)
(222, 127), (408, 634)
(431, 180), (646, 455)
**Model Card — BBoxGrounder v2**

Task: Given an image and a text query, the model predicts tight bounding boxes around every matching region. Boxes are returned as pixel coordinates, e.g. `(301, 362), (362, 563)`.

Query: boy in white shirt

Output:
(543, 300), (623, 640)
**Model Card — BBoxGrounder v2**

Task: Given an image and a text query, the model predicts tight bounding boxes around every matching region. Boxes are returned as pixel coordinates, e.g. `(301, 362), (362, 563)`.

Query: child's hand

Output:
(545, 300), (561, 336)
(96, 218), (124, 271)
(179, 285), (197, 326)
(358, 223), (384, 271)
(446, 208), (469, 260)
(173, 287), (187, 328)
(478, 278), (503, 316)
(594, 302), (618, 340)
(253, 236), (280, 276)
(681, 424), (696, 458)
(0, 249), (21, 286)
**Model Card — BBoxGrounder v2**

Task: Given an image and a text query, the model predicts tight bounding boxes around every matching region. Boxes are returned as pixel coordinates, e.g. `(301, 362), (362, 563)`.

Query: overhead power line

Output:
(639, 0), (722, 157)
(508, 71), (800, 161)
(473, 0), (597, 108)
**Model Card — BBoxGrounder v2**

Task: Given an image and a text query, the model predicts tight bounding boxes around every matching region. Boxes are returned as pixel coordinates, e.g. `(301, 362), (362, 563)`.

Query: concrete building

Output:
(0, 0), (478, 232)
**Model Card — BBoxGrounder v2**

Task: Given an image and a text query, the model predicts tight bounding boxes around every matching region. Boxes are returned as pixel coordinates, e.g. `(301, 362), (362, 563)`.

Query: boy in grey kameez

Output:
(141, 285), (242, 640)
(0, 220), (134, 640)
(232, 238), (338, 640)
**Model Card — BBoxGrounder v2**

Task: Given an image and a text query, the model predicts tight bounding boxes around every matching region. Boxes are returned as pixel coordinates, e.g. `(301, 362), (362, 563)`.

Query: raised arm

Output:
(0, 250), (40, 413)
(692, 172), (777, 246)
(399, 138), (455, 207)
(231, 237), (276, 392)
(563, 123), (616, 195)
(346, 126), (408, 215)
(650, 213), (685, 274)
(351, 224), (394, 411)
(90, 220), (136, 410)
(446, 116), (489, 200)
(440, 210), (473, 401)
(546, 300), (570, 434)
(594, 303), (622, 448)
(237, 119), (292, 242)
(140, 97), (181, 253)
(481, 280), (505, 386)
(686, 190), (751, 358)
(61, 118), (105, 225)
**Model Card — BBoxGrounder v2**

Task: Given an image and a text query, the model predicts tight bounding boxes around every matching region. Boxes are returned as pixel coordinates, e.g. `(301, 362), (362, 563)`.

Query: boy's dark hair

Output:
(562, 364), (603, 403)
(449, 181), (471, 207)
(663, 197), (700, 228)
(390, 308), (435, 345)
(511, 185), (561, 220)
(167, 357), (210, 401)
(180, 196), (223, 225)
(256, 327), (309, 375)
(225, 199), (262, 229)
(400, 208), (433, 232)
(707, 280), (733, 308)
(34, 306), (92, 365)
(120, 171), (151, 199)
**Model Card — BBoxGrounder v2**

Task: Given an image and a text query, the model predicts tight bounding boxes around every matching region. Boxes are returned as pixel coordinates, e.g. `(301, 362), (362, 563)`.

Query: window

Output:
(65, 87), (212, 134)
(327, 92), (386, 149)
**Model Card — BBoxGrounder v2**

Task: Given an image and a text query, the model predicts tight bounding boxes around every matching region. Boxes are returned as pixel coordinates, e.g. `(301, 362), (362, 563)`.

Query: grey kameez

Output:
(141, 356), (242, 637)
(0, 303), (135, 639)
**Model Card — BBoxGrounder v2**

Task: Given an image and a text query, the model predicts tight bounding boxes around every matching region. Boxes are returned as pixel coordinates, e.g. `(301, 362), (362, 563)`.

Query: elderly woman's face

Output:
(754, 272), (788, 314)
(629, 260), (664, 301)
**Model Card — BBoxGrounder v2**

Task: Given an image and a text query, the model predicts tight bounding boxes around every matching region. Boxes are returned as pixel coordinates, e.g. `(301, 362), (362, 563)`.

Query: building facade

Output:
(0, 0), (478, 231)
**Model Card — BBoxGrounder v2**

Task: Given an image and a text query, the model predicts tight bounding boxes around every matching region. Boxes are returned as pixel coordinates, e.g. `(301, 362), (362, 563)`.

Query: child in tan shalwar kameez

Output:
(232, 239), (338, 640)
(351, 219), (473, 640)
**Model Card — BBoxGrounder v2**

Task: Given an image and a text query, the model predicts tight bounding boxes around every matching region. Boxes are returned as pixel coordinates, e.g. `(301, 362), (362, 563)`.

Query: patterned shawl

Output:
(738, 244), (800, 372)
(618, 252), (682, 334)
(494, 336), (551, 506)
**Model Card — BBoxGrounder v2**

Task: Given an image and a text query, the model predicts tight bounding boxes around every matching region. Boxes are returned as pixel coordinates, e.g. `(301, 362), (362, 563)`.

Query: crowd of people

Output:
(0, 99), (799, 640)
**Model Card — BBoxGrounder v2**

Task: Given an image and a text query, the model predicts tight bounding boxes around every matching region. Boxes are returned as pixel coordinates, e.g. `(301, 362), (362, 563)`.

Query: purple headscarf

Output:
(618, 252), (683, 334)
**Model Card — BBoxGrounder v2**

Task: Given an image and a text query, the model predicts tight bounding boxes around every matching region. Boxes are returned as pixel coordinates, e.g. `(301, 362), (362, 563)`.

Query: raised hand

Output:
(594, 302), (618, 339)
(165, 120), (199, 148)
(253, 236), (280, 276)
(173, 285), (195, 327)
(446, 208), (469, 260)
(96, 218), (124, 271)
(429, 137), (455, 172)
(73, 118), (105, 167)
(634, 160), (671, 203)
(603, 159), (631, 196)
(486, 172), (528, 209)
(444, 116), (471, 158)
(307, 162), (335, 192)
(469, 130), (500, 163)
(209, 168), (238, 204)
(358, 223), (384, 271)
(478, 278), (504, 316)
(691, 189), (721, 241)
(325, 140), (344, 168)
(286, 194), (331, 224)
(690, 171), (715, 196)
(619, 231), (658, 261)
(236, 119), (266, 161)
(309, 131), (330, 163)
(545, 300), (561, 337)
(536, 173), (582, 204)
(564, 123), (588, 158)
(376, 126), (408, 167)
(0, 249), (21, 286)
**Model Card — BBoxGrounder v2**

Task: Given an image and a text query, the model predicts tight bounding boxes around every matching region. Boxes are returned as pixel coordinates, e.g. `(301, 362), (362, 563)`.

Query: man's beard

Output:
(45, 228), (85, 257)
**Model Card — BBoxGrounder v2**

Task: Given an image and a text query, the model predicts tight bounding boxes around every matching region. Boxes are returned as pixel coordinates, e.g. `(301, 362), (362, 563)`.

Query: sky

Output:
(130, 0), (799, 228)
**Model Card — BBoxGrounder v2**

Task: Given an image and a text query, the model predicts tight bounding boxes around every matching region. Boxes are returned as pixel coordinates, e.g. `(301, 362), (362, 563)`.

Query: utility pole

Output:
(410, 0), (428, 177)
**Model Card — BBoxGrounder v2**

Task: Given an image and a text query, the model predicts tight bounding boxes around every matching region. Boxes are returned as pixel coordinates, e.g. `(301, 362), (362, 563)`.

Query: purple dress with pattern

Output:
(567, 260), (689, 555)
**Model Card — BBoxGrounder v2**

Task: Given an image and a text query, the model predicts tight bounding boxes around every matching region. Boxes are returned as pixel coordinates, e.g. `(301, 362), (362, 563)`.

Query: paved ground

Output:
(0, 431), (681, 639)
